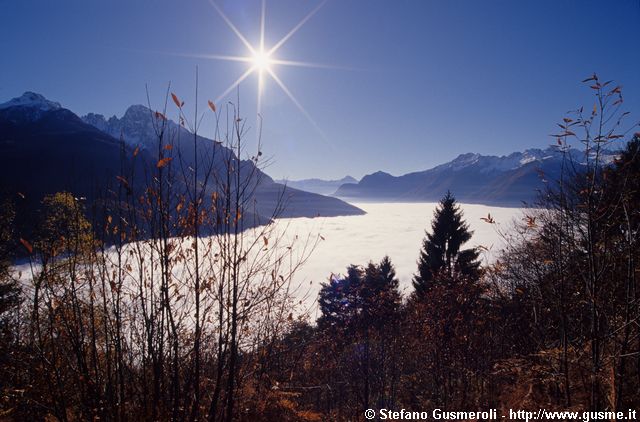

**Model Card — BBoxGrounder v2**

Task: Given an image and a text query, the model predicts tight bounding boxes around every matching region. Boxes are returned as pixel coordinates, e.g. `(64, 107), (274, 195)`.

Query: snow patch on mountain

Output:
(0, 92), (62, 111)
(431, 148), (559, 174)
(0, 92), (62, 122)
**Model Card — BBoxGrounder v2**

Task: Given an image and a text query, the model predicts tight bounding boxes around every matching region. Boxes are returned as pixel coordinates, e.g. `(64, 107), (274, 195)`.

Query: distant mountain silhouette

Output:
(0, 92), (364, 227)
(275, 176), (358, 195)
(334, 148), (617, 206)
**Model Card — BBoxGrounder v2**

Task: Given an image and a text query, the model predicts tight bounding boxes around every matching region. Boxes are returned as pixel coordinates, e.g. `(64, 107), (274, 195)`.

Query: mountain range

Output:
(0, 92), (364, 227)
(275, 176), (358, 196)
(1, 92), (615, 216)
(333, 148), (617, 206)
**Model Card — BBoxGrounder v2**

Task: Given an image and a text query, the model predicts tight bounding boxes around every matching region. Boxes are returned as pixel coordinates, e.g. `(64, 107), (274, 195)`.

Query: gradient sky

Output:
(2, 0), (639, 180)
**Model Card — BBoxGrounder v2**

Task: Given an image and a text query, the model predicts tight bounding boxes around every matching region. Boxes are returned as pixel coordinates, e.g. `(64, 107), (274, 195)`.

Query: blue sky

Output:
(1, 0), (639, 179)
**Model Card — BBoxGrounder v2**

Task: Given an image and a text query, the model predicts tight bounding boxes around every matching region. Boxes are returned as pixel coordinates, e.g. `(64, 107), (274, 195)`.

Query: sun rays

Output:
(199, 0), (334, 140)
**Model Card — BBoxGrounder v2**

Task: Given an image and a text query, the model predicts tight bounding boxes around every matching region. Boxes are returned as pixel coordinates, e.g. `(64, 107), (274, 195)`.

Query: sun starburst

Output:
(202, 0), (336, 141)
(252, 48), (272, 72)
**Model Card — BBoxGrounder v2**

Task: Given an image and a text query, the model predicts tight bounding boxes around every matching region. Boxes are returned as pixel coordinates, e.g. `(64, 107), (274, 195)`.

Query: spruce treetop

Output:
(413, 191), (480, 297)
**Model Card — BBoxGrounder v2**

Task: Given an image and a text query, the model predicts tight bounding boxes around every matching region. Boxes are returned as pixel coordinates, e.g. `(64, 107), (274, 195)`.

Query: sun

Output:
(197, 0), (341, 143)
(252, 48), (272, 72)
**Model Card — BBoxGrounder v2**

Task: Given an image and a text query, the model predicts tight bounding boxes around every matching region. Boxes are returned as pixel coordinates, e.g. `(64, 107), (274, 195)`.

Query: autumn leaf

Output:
(19, 238), (33, 254)
(116, 175), (129, 187)
(263, 236), (268, 247)
(133, 145), (140, 157)
(525, 215), (537, 228)
(208, 100), (216, 112)
(154, 111), (167, 121)
(171, 93), (183, 108)
(164, 144), (173, 150)
(157, 157), (172, 168)
(480, 213), (495, 224)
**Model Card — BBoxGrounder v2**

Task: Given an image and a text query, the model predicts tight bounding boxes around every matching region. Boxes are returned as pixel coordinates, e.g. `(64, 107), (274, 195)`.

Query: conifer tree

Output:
(413, 191), (480, 297)
(318, 257), (401, 330)
(366, 256), (401, 326)
(318, 265), (363, 330)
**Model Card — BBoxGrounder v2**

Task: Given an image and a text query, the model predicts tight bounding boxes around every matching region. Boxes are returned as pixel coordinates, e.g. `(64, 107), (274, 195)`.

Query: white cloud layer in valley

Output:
(278, 202), (526, 311)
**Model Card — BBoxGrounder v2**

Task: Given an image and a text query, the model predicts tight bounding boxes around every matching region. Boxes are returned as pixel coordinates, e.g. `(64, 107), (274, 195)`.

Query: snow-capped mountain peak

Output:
(432, 148), (557, 174)
(0, 92), (62, 112)
(0, 92), (64, 123)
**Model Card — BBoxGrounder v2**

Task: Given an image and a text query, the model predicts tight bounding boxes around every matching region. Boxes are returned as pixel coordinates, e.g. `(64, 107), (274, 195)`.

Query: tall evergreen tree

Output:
(413, 191), (480, 297)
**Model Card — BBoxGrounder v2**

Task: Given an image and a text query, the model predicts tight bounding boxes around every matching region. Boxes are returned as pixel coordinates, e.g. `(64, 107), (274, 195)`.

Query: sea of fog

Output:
(14, 202), (527, 317)
(279, 202), (525, 302)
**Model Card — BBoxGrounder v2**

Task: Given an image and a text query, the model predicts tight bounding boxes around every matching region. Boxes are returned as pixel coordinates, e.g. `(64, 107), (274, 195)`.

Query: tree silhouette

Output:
(317, 265), (364, 331)
(413, 191), (479, 297)
(318, 257), (401, 331)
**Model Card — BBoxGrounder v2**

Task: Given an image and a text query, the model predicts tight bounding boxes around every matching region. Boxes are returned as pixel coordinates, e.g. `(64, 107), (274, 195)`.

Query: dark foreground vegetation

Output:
(1, 77), (639, 420)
